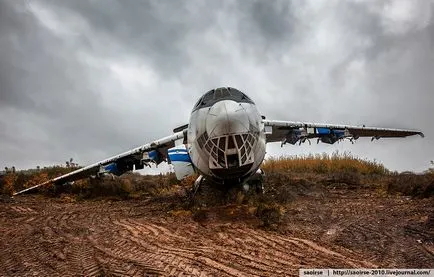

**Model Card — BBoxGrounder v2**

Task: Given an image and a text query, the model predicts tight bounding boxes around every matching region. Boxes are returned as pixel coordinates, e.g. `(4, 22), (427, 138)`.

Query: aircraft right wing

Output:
(14, 130), (187, 195)
(263, 120), (424, 145)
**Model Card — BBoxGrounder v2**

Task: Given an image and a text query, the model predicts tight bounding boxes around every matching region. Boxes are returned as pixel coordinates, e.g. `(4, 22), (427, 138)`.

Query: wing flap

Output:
(347, 128), (422, 138)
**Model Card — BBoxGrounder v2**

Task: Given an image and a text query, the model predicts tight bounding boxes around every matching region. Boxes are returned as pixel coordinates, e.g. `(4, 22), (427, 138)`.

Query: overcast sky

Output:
(0, 0), (433, 173)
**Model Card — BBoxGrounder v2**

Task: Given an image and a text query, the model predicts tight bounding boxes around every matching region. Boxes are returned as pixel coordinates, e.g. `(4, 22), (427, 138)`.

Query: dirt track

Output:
(0, 186), (433, 276)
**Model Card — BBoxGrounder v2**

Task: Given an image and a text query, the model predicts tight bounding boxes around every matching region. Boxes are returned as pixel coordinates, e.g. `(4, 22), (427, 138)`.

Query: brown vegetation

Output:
(262, 151), (388, 175)
(387, 172), (434, 198)
(1, 154), (433, 202)
(66, 172), (182, 200)
(0, 165), (80, 196)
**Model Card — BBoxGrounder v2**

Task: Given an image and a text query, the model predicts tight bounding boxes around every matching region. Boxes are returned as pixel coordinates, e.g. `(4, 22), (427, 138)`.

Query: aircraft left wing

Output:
(13, 130), (187, 195)
(263, 119), (424, 145)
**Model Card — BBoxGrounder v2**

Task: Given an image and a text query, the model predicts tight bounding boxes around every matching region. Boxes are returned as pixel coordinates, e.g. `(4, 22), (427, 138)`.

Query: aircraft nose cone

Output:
(206, 100), (249, 137)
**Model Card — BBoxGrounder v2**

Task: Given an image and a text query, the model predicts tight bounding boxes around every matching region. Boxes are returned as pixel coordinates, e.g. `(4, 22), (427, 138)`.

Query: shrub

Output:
(262, 151), (388, 175)
(1, 173), (17, 196)
(256, 202), (285, 230)
(387, 173), (434, 198)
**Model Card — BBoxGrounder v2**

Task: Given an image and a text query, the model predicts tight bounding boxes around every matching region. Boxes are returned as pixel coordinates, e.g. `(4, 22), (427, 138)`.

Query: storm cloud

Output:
(0, 0), (433, 172)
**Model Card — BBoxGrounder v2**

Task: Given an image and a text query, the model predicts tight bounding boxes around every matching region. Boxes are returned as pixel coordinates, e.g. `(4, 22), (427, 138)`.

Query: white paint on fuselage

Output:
(187, 99), (266, 183)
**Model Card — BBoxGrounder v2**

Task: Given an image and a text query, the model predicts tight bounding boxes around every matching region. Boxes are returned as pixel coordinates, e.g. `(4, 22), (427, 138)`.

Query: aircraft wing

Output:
(263, 119), (424, 145)
(14, 130), (187, 195)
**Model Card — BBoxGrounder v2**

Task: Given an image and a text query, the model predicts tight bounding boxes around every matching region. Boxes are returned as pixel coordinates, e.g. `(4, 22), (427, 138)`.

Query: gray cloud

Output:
(1, 0), (433, 172)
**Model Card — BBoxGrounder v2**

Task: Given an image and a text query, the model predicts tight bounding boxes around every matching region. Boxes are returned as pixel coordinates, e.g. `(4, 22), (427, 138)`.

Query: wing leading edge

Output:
(263, 119), (424, 145)
(14, 130), (186, 195)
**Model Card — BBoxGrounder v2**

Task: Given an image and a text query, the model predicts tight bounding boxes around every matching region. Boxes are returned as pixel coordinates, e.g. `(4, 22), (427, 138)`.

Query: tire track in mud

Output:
(109, 217), (375, 276)
(54, 206), (165, 277)
(402, 225), (434, 267)
(0, 200), (369, 277)
(335, 223), (405, 266)
(225, 227), (376, 268)
(331, 213), (434, 268)
(0, 202), (60, 276)
(118, 218), (287, 275)
(1, 195), (433, 276)
(222, 227), (354, 270)
(108, 220), (221, 276)
(10, 205), (37, 214)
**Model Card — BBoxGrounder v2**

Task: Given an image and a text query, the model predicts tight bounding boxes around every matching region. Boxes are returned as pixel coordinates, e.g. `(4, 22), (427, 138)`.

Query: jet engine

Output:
(167, 144), (196, 180)
(316, 128), (346, 144)
(97, 162), (133, 177)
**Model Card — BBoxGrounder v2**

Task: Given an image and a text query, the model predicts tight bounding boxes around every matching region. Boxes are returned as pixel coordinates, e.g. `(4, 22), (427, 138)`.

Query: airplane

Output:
(14, 87), (424, 195)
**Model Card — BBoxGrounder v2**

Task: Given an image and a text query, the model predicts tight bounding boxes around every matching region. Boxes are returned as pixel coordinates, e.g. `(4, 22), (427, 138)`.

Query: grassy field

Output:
(262, 151), (388, 175)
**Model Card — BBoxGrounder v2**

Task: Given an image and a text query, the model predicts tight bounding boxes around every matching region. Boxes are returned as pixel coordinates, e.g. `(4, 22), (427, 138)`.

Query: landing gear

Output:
(244, 168), (265, 194)
(191, 175), (204, 197)
(185, 175), (206, 206)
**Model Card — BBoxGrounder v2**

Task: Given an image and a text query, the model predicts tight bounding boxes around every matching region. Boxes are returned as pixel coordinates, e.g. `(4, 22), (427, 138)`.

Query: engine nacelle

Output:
(317, 128), (346, 144)
(97, 162), (118, 177)
(98, 162), (133, 177)
(320, 136), (339, 144)
(285, 129), (307, 145)
(167, 144), (195, 180)
(142, 150), (164, 165)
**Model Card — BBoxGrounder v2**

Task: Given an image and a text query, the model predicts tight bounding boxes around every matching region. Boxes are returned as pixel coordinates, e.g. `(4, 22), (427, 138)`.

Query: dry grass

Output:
(0, 165), (181, 199)
(262, 151), (388, 175)
(66, 172), (181, 200)
(387, 172), (434, 198)
(2, 155), (433, 202)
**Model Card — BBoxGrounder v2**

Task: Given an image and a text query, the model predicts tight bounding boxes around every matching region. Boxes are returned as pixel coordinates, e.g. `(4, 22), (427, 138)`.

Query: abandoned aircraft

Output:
(14, 87), (424, 195)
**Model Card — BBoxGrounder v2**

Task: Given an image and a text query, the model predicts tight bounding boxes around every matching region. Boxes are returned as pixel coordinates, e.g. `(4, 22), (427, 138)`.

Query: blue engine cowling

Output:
(167, 145), (195, 180)
(99, 162), (133, 176)
(142, 150), (165, 165)
(103, 163), (118, 173)
(317, 128), (345, 144)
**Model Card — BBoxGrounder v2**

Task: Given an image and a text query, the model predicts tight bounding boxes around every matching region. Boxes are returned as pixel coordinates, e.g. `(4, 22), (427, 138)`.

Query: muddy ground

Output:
(0, 176), (433, 276)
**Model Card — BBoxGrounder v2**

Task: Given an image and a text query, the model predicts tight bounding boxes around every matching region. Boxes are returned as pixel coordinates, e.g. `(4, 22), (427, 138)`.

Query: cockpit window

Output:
(193, 98), (202, 109)
(192, 87), (255, 112)
(214, 87), (230, 99)
(218, 136), (226, 150)
(202, 90), (214, 105)
(227, 135), (235, 149)
(235, 135), (243, 149)
(193, 90), (215, 110)
(197, 131), (208, 149)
